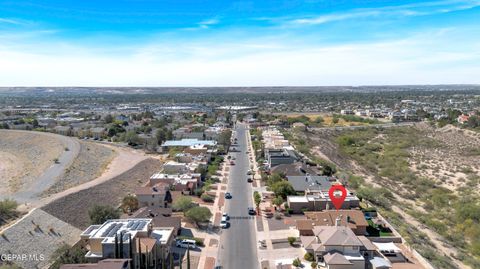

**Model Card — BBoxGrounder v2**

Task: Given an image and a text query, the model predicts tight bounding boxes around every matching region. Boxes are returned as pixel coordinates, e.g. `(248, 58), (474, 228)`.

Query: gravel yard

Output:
(41, 158), (162, 229)
(42, 141), (117, 196)
(0, 208), (82, 269)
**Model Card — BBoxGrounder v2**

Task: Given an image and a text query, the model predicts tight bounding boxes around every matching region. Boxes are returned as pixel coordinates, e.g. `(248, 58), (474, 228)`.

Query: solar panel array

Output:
(128, 220), (147, 230)
(100, 220), (149, 238)
(107, 224), (122, 237)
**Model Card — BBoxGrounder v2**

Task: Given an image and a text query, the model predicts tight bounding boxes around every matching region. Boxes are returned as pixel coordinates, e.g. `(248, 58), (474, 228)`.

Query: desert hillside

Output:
(0, 130), (67, 194)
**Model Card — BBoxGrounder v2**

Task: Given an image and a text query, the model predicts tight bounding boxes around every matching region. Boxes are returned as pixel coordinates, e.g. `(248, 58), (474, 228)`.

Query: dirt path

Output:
(18, 144), (149, 211)
(2, 130), (80, 203)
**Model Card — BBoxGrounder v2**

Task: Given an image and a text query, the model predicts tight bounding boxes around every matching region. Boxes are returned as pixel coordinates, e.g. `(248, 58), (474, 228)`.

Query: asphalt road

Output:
(217, 123), (259, 269)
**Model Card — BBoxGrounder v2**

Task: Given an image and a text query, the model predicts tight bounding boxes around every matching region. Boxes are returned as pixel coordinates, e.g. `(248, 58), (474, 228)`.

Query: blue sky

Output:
(0, 0), (479, 86)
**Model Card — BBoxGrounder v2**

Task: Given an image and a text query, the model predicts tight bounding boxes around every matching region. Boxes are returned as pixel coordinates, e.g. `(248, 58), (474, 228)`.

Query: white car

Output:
(222, 213), (229, 220)
(220, 220), (229, 228)
(176, 239), (196, 249)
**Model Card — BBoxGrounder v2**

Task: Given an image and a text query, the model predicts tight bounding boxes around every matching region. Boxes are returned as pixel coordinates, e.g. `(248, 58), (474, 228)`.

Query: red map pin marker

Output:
(328, 185), (347, 210)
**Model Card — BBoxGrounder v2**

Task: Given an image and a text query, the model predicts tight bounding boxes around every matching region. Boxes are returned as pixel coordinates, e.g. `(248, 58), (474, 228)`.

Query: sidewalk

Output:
(196, 159), (230, 269)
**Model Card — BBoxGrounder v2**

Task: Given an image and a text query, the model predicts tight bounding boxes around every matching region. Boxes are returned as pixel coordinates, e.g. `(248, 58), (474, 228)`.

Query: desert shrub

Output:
(172, 196), (194, 212)
(0, 199), (18, 220)
(304, 252), (314, 261)
(185, 206), (212, 224)
(200, 193), (214, 203)
(88, 205), (120, 225)
(292, 258), (302, 267)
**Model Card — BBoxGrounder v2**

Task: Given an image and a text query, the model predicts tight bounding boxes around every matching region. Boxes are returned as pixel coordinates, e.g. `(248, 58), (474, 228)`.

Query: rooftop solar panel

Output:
(137, 222), (146, 230)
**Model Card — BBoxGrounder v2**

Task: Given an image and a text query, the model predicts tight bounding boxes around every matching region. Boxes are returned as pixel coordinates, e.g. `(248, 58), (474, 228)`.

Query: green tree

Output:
(121, 195), (139, 213)
(88, 205), (120, 225)
(49, 244), (87, 269)
(172, 196), (194, 212)
(288, 236), (296, 246)
(270, 181), (295, 199)
(156, 128), (167, 145)
(253, 191), (262, 210)
(185, 206), (212, 224)
(272, 197), (284, 208)
(125, 130), (140, 145)
(104, 114), (114, 124)
(0, 199), (18, 222)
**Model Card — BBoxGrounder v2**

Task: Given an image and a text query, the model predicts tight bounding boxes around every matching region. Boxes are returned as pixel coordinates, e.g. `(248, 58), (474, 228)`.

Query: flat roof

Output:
(151, 228), (174, 244)
(288, 196), (309, 203)
(161, 139), (216, 147)
(82, 219), (151, 244)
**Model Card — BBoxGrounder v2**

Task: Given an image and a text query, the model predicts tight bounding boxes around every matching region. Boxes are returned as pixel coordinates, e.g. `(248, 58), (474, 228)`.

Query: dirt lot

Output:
(409, 124), (480, 193)
(41, 158), (162, 229)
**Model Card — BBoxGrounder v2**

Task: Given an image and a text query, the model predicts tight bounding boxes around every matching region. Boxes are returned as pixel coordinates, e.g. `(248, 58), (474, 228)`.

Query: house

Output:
(287, 175), (333, 192)
(341, 109), (354, 115)
(149, 173), (201, 194)
(265, 148), (298, 168)
(80, 219), (151, 261)
(271, 162), (319, 177)
(91, 127), (106, 139)
(130, 207), (181, 235)
(60, 259), (131, 269)
(184, 144), (209, 156)
(204, 126), (224, 140)
(80, 219), (174, 268)
(292, 122), (307, 130)
(287, 188), (360, 213)
(174, 153), (193, 163)
(369, 257), (392, 269)
(300, 223), (375, 269)
(457, 114), (470, 124)
(297, 210), (368, 236)
(160, 139), (216, 152)
(135, 183), (172, 208)
(54, 125), (72, 136)
(162, 161), (189, 174)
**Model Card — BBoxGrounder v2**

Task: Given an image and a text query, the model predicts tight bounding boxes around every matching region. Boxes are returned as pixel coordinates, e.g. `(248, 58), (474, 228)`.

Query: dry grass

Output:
(0, 130), (65, 193)
(42, 141), (117, 196)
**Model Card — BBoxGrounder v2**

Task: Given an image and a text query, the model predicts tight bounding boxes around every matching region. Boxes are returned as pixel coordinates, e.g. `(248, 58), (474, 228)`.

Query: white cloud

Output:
(0, 29), (479, 86)
(289, 0), (480, 25)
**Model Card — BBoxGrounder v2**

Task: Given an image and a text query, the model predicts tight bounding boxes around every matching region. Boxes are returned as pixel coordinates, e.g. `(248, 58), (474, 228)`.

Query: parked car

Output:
(176, 239), (196, 249)
(220, 220), (229, 228)
(222, 213), (229, 220)
(230, 161), (235, 165)
(248, 207), (256, 215)
(225, 192), (232, 199)
(247, 177), (253, 183)
(220, 216), (229, 228)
